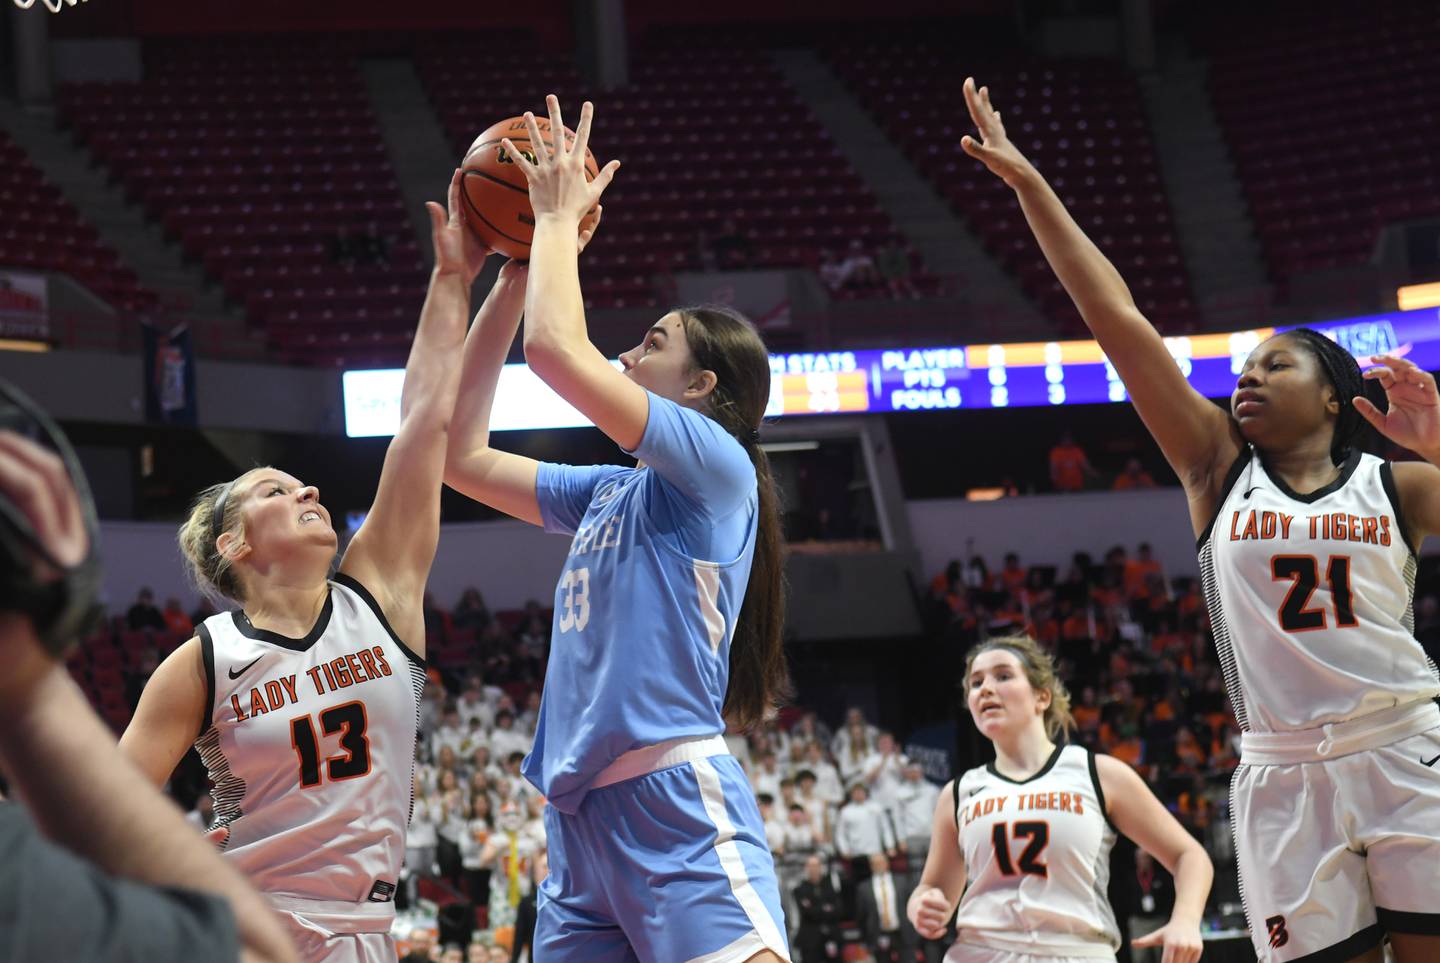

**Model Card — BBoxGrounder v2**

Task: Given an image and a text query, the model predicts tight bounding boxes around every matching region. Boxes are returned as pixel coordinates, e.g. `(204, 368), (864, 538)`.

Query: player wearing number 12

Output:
(444, 96), (791, 962)
(909, 636), (1211, 963)
(119, 171), (500, 962)
(961, 74), (1440, 963)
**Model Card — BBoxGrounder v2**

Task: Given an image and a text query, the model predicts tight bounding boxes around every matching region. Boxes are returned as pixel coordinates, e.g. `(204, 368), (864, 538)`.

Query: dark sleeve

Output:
(0, 805), (241, 962)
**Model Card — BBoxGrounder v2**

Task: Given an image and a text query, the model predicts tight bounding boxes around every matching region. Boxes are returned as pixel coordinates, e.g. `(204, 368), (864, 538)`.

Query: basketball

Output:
(461, 115), (601, 259)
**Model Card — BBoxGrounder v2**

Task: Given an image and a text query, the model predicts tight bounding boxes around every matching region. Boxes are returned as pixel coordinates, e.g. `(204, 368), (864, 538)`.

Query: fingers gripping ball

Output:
(462, 116), (600, 259)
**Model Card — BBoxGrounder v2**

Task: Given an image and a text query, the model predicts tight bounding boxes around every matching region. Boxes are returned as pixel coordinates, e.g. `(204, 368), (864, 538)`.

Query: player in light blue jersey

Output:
(445, 95), (792, 963)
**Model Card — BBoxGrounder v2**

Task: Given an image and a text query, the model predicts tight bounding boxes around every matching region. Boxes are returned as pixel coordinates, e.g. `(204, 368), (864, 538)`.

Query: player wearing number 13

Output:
(444, 96), (791, 963)
(961, 74), (1440, 962)
(118, 171), (500, 962)
(909, 636), (1211, 963)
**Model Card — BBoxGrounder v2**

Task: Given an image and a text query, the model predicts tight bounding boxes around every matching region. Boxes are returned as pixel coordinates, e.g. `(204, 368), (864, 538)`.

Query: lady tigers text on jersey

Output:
(226, 644), (397, 721)
(197, 574), (426, 919)
(951, 745), (1120, 958)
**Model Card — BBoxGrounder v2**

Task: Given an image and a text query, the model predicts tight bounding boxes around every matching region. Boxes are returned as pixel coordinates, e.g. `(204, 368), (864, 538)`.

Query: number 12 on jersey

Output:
(991, 821), (1049, 878)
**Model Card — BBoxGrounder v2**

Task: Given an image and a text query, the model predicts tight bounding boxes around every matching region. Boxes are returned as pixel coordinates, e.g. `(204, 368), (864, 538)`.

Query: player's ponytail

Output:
(178, 475), (251, 605)
(678, 305), (792, 730)
(964, 635), (1076, 740)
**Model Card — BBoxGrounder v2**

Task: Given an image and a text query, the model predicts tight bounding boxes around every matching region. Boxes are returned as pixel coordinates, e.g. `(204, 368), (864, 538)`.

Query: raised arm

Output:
(907, 781), (964, 941)
(961, 78), (1243, 528)
(444, 211), (606, 526)
(1097, 755), (1210, 963)
(501, 97), (647, 450)
(340, 170), (485, 652)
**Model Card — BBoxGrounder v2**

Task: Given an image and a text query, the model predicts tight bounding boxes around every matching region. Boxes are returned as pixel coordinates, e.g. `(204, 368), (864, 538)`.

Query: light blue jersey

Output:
(525, 391), (758, 815)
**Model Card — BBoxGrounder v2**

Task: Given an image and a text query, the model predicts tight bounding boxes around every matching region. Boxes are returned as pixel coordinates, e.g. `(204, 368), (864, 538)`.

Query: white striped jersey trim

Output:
(689, 757), (789, 961)
(693, 560), (727, 657)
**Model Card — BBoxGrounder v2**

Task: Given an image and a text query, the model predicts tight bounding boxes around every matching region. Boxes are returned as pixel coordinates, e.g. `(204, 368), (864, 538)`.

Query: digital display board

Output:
(344, 307), (1440, 437)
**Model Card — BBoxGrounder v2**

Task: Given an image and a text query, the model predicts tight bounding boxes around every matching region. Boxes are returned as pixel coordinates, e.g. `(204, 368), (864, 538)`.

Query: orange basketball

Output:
(461, 115), (600, 260)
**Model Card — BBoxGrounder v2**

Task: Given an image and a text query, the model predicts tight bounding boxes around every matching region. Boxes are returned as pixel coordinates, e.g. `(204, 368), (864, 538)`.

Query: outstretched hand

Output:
(1130, 919), (1203, 963)
(1354, 353), (1440, 459)
(960, 77), (1035, 188)
(502, 95), (622, 226)
(427, 168), (492, 283)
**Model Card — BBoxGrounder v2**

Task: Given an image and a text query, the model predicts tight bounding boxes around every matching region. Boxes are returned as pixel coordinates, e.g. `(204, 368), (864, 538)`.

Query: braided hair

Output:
(1279, 327), (1369, 464)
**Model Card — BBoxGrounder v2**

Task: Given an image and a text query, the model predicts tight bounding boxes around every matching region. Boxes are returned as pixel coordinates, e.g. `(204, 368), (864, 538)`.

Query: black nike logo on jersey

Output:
(1243, 486), (1261, 499)
(228, 656), (264, 680)
(1423, 752), (1440, 769)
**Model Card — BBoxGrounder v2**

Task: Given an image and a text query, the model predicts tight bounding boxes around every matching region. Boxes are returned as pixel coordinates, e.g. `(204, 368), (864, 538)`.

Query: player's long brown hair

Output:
(678, 305), (792, 730)
(964, 635), (1076, 739)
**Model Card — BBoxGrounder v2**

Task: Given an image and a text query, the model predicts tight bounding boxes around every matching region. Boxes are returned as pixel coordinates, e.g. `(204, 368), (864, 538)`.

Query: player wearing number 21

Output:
(962, 72), (1440, 963)
(118, 171), (498, 963)
(909, 635), (1211, 963)
(443, 96), (792, 962)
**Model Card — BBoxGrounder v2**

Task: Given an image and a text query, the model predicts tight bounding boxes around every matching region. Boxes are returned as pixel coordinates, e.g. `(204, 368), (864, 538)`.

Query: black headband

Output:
(209, 478), (238, 555)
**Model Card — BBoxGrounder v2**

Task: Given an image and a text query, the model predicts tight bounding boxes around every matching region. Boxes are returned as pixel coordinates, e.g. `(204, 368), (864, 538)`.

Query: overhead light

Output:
(966, 487), (1008, 501)
(0, 339), (49, 352)
(1398, 281), (1440, 311)
(759, 440), (820, 453)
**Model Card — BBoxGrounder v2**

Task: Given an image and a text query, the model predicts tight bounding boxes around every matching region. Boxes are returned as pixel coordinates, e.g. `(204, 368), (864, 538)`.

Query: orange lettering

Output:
(371, 646), (393, 677)
(345, 653), (368, 684)
(249, 688), (268, 716)
(1260, 512), (1277, 539)
(356, 649), (380, 681)
(231, 693), (248, 722)
(264, 680), (286, 710)
(1242, 511), (1259, 540)
(331, 657), (353, 688)
(1362, 517), (1379, 545)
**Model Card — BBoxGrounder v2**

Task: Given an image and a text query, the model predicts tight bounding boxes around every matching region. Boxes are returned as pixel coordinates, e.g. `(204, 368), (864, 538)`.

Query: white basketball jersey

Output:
(196, 574), (426, 922)
(949, 745), (1120, 959)
(1199, 449), (1440, 732)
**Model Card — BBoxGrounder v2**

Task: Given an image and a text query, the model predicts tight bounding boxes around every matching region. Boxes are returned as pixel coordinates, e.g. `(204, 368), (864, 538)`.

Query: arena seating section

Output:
(416, 34), (935, 310)
(0, 132), (154, 312)
(58, 37), (428, 366)
(1205, 3), (1440, 286)
(824, 40), (1198, 333)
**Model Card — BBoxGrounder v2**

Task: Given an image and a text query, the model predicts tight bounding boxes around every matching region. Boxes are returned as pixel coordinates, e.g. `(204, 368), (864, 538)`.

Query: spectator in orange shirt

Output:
(1108, 723), (1144, 768)
(1048, 431), (1096, 492)
(999, 553), (1027, 596)
(1123, 543), (1164, 600)
(1071, 686), (1102, 737)
(1111, 457), (1157, 490)
(161, 597), (193, 637)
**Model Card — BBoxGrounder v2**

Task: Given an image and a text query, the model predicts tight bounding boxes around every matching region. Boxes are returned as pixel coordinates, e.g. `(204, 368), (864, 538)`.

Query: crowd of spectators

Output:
(80, 553), (1440, 961)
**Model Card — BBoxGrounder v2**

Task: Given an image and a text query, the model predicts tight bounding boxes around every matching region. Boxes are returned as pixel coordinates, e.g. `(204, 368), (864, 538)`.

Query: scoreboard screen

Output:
(344, 307), (1440, 437)
(764, 308), (1440, 417)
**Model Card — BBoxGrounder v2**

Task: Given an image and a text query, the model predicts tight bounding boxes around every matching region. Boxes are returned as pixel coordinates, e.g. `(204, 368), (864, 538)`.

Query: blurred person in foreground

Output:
(0, 404), (296, 963)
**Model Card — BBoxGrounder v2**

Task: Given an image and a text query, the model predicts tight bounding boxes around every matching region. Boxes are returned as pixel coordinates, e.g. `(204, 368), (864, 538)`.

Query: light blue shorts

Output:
(536, 752), (790, 962)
